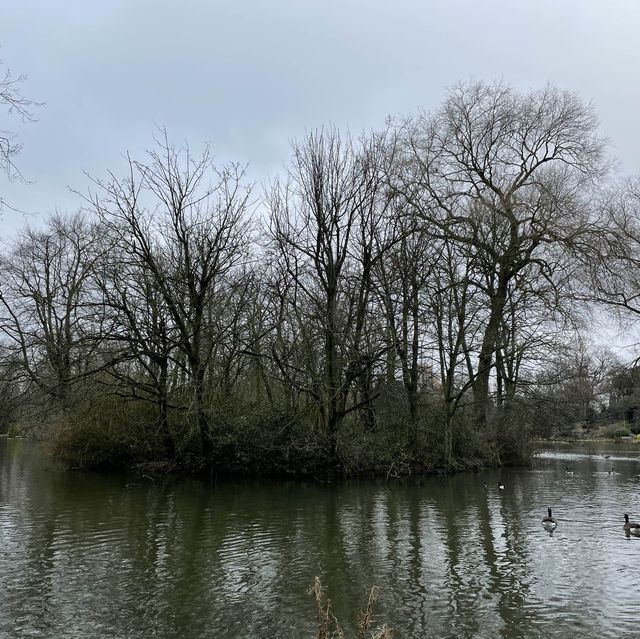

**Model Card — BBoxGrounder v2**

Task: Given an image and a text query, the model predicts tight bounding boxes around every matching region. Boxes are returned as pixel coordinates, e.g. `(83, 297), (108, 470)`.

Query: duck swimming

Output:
(565, 465), (574, 475)
(542, 508), (557, 531)
(624, 514), (640, 536)
(497, 481), (505, 490)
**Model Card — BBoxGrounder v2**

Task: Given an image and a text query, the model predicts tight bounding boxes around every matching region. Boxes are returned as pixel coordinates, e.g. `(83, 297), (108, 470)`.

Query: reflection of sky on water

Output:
(2, 439), (640, 638)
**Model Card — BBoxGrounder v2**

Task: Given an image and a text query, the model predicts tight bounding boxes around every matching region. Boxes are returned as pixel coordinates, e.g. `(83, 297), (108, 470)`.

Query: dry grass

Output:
(309, 577), (393, 639)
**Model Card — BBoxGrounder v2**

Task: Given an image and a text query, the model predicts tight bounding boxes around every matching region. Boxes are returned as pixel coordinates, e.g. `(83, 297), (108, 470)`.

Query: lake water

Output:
(2, 438), (640, 638)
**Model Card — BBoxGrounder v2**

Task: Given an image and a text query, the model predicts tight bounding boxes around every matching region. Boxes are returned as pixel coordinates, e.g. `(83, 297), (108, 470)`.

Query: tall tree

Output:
(374, 212), (436, 445)
(267, 128), (394, 455)
(392, 81), (607, 426)
(87, 132), (252, 457)
(91, 235), (179, 454)
(0, 213), (100, 411)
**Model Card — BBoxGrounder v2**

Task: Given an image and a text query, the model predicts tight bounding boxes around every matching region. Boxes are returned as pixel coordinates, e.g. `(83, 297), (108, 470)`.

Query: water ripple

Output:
(3, 440), (640, 637)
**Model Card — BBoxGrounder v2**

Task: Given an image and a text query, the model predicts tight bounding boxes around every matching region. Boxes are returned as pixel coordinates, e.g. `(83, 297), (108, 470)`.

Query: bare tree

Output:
(587, 179), (640, 330)
(86, 132), (252, 457)
(91, 234), (179, 454)
(392, 80), (608, 426)
(1, 57), (39, 211)
(374, 211), (437, 445)
(0, 213), (101, 412)
(267, 128), (394, 456)
(428, 235), (482, 462)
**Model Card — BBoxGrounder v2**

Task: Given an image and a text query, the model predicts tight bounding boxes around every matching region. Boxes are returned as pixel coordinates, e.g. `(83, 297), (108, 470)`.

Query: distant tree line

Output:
(1, 81), (639, 474)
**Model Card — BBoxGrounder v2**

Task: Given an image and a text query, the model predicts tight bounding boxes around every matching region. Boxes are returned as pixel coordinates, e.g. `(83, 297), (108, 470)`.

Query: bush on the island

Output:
(47, 399), (162, 469)
(602, 423), (632, 439)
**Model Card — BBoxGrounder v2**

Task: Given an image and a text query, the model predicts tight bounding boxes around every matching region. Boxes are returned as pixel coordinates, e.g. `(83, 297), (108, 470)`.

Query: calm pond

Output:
(2, 438), (640, 638)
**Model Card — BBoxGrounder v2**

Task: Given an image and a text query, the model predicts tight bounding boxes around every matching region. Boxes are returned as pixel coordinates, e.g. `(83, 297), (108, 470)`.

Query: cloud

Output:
(2, 0), (640, 236)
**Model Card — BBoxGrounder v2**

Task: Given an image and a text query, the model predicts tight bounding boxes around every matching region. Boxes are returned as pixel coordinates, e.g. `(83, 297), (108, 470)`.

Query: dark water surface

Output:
(2, 439), (640, 638)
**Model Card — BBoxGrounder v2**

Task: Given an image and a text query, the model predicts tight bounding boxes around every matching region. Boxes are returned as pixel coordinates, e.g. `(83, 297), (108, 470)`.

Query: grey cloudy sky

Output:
(2, 0), (640, 237)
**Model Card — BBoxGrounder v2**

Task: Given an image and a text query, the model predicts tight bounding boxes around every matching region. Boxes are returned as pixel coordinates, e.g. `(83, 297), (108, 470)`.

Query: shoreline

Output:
(1, 435), (516, 481)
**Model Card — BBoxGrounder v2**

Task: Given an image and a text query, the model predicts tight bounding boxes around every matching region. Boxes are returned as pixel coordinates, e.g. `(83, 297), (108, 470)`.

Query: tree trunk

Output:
(158, 357), (174, 457)
(472, 273), (509, 426)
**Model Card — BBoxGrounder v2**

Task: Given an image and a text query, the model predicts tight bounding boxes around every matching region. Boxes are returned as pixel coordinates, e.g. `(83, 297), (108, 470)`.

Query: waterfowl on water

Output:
(542, 508), (557, 531)
(565, 465), (574, 475)
(497, 481), (505, 490)
(608, 467), (615, 475)
(603, 454), (611, 459)
(624, 514), (640, 535)
(483, 482), (488, 489)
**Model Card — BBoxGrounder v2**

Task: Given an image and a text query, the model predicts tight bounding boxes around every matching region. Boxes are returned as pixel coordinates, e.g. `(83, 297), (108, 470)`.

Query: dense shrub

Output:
(47, 398), (165, 469)
(630, 422), (640, 435)
(36, 384), (533, 477)
(210, 404), (333, 476)
(0, 381), (18, 434)
(601, 423), (632, 439)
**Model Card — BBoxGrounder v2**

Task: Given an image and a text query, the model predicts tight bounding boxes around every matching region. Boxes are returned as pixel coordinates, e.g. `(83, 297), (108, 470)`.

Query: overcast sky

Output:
(2, 0), (640, 237)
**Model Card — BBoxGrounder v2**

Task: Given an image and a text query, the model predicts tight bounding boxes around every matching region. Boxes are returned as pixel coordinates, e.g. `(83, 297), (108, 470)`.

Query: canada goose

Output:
(497, 481), (505, 490)
(624, 514), (640, 535)
(603, 454), (611, 459)
(565, 465), (574, 475)
(542, 508), (557, 531)
(483, 482), (488, 489)
(608, 467), (615, 475)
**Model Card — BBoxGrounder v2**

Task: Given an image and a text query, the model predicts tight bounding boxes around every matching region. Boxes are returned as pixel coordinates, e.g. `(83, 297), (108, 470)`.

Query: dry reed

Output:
(309, 577), (393, 639)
